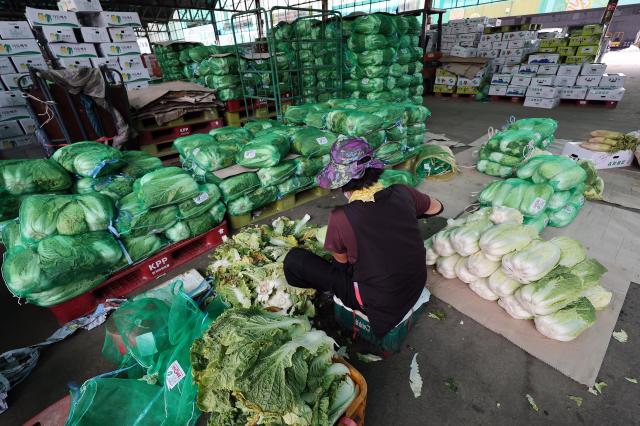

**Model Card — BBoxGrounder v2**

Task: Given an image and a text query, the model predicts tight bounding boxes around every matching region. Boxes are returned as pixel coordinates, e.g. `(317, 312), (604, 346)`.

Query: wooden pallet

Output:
(138, 117), (224, 145)
(135, 109), (219, 131)
(561, 98), (619, 108)
(229, 186), (330, 229)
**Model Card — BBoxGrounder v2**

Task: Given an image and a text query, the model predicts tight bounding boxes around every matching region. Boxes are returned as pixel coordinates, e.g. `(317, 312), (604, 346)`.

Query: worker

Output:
(284, 137), (443, 338)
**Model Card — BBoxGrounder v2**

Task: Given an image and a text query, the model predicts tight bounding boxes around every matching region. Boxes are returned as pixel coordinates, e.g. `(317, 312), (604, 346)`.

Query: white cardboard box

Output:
(98, 42), (141, 57)
(25, 7), (80, 27)
(11, 55), (47, 73)
(528, 53), (560, 64)
(503, 30), (537, 41)
(119, 56), (145, 70)
(0, 90), (26, 107)
(477, 49), (499, 59)
(459, 41), (479, 48)
(506, 85), (527, 97)
(481, 33), (502, 43)
(586, 87), (625, 101)
(537, 64), (559, 75)
(1, 120), (24, 137)
(518, 64), (539, 74)
(80, 27), (110, 43)
(490, 73), (512, 85)
(58, 0), (103, 12)
(576, 75), (602, 87)
(598, 73), (625, 88)
(0, 73), (32, 90)
(500, 48), (525, 57)
(526, 85), (559, 98)
(557, 64), (582, 77)
(478, 40), (493, 50)
(41, 26), (77, 43)
(562, 141), (633, 169)
(501, 64), (519, 73)
(434, 76), (457, 85)
(504, 56), (524, 66)
(457, 77), (481, 87)
(90, 57), (121, 69)
(0, 57), (15, 74)
(580, 63), (607, 76)
(553, 75), (578, 87)
(489, 85), (508, 96)
(121, 68), (150, 83)
(0, 106), (30, 122)
(510, 75), (532, 86)
(108, 27), (137, 42)
(507, 40), (531, 49)
(457, 33), (481, 42)
(58, 57), (92, 69)
(125, 81), (149, 91)
(19, 117), (36, 134)
(442, 35), (457, 43)
(50, 43), (97, 58)
(559, 86), (588, 100)
(0, 39), (41, 56)
(92, 12), (141, 27)
(0, 21), (34, 40)
(492, 41), (509, 50)
(524, 96), (560, 109)
(450, 46), (477, 57)
(530, 76), (555, 86)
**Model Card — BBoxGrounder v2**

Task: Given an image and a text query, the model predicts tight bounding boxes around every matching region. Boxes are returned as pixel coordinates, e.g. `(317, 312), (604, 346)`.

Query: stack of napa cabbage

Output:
(425, 206), (611, 341)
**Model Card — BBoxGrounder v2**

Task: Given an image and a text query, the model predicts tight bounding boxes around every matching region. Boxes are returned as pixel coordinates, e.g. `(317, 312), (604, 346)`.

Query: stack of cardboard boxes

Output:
(25, 3), (148, 90)
(434, 66), (489, 95)
(440, 17), (501, 58)
(478, 30), (540, 72)
(0, 21), (39, 147)
(537, 24), (603, 65)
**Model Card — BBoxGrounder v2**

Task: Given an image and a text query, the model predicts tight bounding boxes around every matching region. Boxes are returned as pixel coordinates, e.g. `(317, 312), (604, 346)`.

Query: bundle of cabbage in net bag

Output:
(226, 186), (279, 216)
(353, 13), (395, 34)
(182, 141), (239, 172)
(165, 202), (226, 243)
(284, 104), (326, 125)
(0, 159), (72, 196)
(173, 134), (214, 159)
(119, 151), (163, 178)
(205, 74), (240, 90)
(188, 45), (210, 62)
(348, 34), (388, 53)
(413, 145), (458, 179)
(52, 142), (124, 178)
(357, 48), (397, 66)
(208, 126), (251, 145)
(133, 167), (200, 209)
(476, 129), (548, 177)
(289, 127), (337, 157)
(217, 87), (244, 101)
(176, 183), (222, 220)
(325, 109), (384, 136)
(374, 142), (405, 165)
(2, 231), (124, 302)
(278, 176), (316, 196)
(357, 77), (394, 93)
(292, 155), (329, 177)
(401, 103), (431, 125)
(244, 119), (284, 137)
(236, 132), (291, 168)
(351, 64), (391, 79)
(19, 193), (115, 243)
(203, 55), (238, 75)
(121, 234), (165, 262)
(218, 172), (261, 202)
(404, 16), (421, 34)
(379, 169), (420, 187)
(303, 109), (330, 128)
(257, 160), (297, 187)
(507, 118), (557, 142)
(75, 174), (134, 202)
(114, 193), (178, 237)
(386, 125), (407, 142)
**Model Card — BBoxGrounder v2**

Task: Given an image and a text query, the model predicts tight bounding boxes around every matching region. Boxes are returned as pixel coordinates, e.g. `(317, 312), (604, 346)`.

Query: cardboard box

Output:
(0, 90), (26, 107)
(459, 41), (479, 48)
(556, 64), (581, 77)
(501, 64), (519, 74)
(557, 46), (576, 56)
(577, 45), (598, 56)
(576, 75), (602, 87)
(481, 33), (503, 43)
(0, 106), (30, 122)
(108, 27), (137, 42)
(457, 77), (481, 87)
(0, 39), (41, 56)
(503, 31), (537, 41)
(442, 34), (457, 43)
(0, 57), (15, 74)
(121, 68), (150, 83)
(433, 84), (456, 94)
(581, 63), (607, 76)
(25, 7), (80, 27)
(559, 86), (588, 100)
(41, 26), (77, 43)
(585, 87), (625, 101)
(490, 73), (512, 85)
(80, 27), (110, 43)
(580, 35), (600, 46)
(434, 76), (457, 85)
(0, 120), (23, 137)
(58, 57), (92, 69)
(450, 46), (477, 57)
(477, 40), (492, 50)
(125, 81), (150, 91)
(457, 33), (481, 42)
(90, 57), (121, 69)
(11, 55), (47, 73)
(58, 0), (103, 12)
(456, 85), (479, 95)
(537, 64), (559, 75)
(506, 85), (527, 97)
(539, 38), (561, 48)
(477, 49), (499, 58)
(508, 40), (532, 49)
(553, 75), (577, 87)
(92, 12), (141, 27)
(500, 48), (524, 57)
(582, 24), (603, 36)
(510, 75), (532, 86)
(562, 141), (632, 169)
(18, 117), (36, 134)
(0, 21), (34, 40)
(504, 56), (524, 66)
(538, 47), (557, 53)
(524, 96), (560, 109)
(518, 64), (539, 74)
(492, 41), (509, 50)
(0, 73), (32, 90)
(599, 73), (625, 88)
(528, 53), (560, 64)
(50, 43), (97, 58)
(530, 76), (555, 86)
(566, 55), (595, 65)
(488, 85), (508, 96)
(526, 85), (559, 98)
(98, 42), (141, 57)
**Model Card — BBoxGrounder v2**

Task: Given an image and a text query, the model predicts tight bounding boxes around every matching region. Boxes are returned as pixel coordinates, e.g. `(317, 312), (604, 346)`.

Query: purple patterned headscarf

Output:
(316, 137), (385, 189)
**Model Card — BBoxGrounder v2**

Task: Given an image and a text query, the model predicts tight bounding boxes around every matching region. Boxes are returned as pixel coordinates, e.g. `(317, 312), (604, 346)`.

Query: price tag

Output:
(166, 361), (186, 390)
(316, 136), (328, 145)
(244, 150), (256, 159)
(362, 78), (369, 85)
(193, 192), (209, 204)
(531, 197), (546, 213)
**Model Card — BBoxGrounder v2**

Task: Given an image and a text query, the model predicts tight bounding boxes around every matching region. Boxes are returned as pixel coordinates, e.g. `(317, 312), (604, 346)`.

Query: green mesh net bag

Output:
(278, 176), (316, 196)
(133, 167), (200, 209)
(283, 104), (327, 125)
(115, 192), (179, 237)
(236, 133), (291, 168)
(325, 109), (384, 136)
(356, 48), (397, 66)
(364, 130), (386, 149)
(217, 87), (243, 101)
(165, 205), (223, 243)
(0, 159), (71, 196)
(121, 234), (165, 262)
(206, 55), (238, 75)
(218, 172), (261, 202)
(290, 127), (337, 157)
(379, 169), (420, 188)
(52, 142), (124, 178)
(348, 34), (388, 53)
(292, 155), (329, 177)
(204, 74), (239, 89)
(75, 175), (134, 202)
(209, 127), (251, 145)
(374, 142), (405, 165)
(120, 151), (163, 179)
(257, 160), (297, 187)
(401, 103), (431, 125)
(413, 145), (458, 179)
(353, 13), (395, 34)
(507, 118), (558, 140)
(176, 183), (222, 220)
(244, 119), (283, 137)
(226, 186), (278, 216)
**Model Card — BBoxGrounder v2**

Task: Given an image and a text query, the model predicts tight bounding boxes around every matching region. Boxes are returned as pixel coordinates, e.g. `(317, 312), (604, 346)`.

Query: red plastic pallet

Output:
(224, 98), (246, 112)
(23, 395), (70, 426)
(138, 118), (224, 146)
(48, 222), (229, 325)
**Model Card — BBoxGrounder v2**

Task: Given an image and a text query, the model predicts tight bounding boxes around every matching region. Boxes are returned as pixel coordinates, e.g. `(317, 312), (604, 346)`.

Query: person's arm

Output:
(423, 198), (443, 217)
(332, 252), (348, 264)
(324, 210), (350, 264)
(403, 186), (444, 218)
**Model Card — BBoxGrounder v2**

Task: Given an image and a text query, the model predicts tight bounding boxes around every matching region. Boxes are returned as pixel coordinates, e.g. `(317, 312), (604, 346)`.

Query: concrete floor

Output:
(2, 51), (640, 425)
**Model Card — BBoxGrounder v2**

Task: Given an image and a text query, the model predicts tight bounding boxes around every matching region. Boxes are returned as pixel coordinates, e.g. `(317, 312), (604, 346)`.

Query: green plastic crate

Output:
(333, 288), (429, 354)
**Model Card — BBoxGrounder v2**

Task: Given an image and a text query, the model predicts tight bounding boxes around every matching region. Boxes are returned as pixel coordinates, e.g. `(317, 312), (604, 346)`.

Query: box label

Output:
(166, 361), (186, 390)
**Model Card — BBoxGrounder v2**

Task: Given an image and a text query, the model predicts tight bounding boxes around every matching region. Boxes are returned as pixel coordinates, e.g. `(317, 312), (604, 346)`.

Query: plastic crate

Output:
(48, 222), (229, 324)
(333, 288), (429, 355)
(336, 358), (367, 426)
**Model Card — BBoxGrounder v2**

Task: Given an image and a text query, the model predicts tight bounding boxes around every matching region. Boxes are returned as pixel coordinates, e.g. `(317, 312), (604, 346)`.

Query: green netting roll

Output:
(356, 48), (397, 66)
(236, 133), (290, 168)
(325, 109), (384, 136)
(52, 142), (124, 178)
(115, 193), (178, 237)
(348, 34), (388, 53)
(292, 155), (329, 177)
(414, 144), (458, 179)
(389, 63), (409, 77)
(277, 176), (315, 196)
(290, 127), (337, 157)
(257, 160), (297, 187)
(353, 13), (395, 34)
(226, 186), (278, 216)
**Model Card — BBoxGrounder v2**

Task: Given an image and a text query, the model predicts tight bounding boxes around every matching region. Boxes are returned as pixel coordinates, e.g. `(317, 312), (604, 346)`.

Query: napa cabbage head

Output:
(534, 297), (595, 341)
(501, 240), (561, 284)
(514, 268), (583, 316)
(479, 223), (538, 257)
(550, 237), (587, 267)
